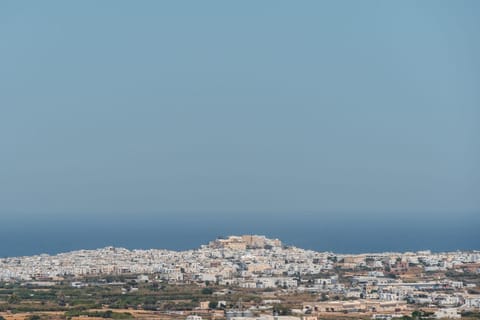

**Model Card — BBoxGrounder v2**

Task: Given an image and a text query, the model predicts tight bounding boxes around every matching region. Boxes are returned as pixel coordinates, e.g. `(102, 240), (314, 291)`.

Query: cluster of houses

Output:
(1, 235), (479, 319)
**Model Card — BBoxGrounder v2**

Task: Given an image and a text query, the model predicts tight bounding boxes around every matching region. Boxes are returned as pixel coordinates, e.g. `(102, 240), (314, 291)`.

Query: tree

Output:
(412, 310), (422, 320)
(273, 304), (292, 315)
(8, 293), (20, 304)
(201, 288), (213, 295)
(209, 301), (218, 309)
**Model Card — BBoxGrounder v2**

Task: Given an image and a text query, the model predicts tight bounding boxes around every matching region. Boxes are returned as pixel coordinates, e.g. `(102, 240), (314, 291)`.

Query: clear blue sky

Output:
(1, 1), (479, 218)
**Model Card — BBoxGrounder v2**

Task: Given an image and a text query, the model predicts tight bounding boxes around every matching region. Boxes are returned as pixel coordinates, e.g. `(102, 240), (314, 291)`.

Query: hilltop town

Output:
(0, 235), (479, 320)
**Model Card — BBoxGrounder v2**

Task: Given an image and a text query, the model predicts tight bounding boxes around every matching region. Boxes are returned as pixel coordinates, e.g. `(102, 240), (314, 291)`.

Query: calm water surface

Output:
(1, 212), (478, 257)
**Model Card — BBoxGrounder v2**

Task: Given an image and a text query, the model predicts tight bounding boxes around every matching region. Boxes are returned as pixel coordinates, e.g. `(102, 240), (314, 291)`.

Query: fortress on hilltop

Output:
(208, 235), (282, 250)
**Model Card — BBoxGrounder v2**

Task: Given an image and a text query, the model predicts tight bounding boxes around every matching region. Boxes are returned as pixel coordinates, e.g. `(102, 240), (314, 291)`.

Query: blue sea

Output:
(1, 212), (478, 257)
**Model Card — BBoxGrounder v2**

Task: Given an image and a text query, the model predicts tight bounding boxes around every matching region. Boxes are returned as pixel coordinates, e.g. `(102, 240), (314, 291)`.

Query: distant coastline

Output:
(1, 212), (479, 257)
(4, 236), (480, 260)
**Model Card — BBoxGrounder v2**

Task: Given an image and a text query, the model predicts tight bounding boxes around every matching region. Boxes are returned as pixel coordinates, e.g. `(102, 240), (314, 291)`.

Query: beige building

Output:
(303, 300), (407, 313)
(209, 236), (247, 250)
(248, 263), (271, 273)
